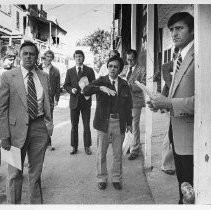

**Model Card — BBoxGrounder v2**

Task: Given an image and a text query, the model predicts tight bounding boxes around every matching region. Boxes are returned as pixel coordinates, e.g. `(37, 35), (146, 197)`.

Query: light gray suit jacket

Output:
(120, 64), (146, 108)
(169, 45), (194, 155)
(0, 66), (53, 148)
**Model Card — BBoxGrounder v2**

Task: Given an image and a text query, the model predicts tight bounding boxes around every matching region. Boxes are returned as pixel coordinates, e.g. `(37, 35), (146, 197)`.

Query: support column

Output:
(131, 4), (137, 50)
(194, 4), (211, 204)
(49, 22), (52, 48)
(144, 4), (154, 170)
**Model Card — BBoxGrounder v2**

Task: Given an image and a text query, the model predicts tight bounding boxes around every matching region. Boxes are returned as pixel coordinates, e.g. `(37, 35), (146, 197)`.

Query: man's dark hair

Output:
(126, 49), (137, 59)
(109, 49), (120, 58)
(107, 55), (124, 74)
(73, 50), (85, 60)
(44, 49), (55, 59)
(20, 41), (39, 56)
(167, 12), (194, 32)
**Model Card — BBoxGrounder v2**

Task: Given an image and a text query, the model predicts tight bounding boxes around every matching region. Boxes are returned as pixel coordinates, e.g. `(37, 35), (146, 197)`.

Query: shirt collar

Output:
(109, 76), (118, 84)
(180, 40), (194, 60)
(42, 63), (52, 69)
(76, 65), (83, 70)
(21, 65), (36, 79)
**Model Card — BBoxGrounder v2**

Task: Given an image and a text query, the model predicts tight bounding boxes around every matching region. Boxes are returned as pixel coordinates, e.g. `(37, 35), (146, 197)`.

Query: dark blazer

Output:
(38, 64), (61, 102)
(63, 65), (95, 109)
(83, 75), (133, 134)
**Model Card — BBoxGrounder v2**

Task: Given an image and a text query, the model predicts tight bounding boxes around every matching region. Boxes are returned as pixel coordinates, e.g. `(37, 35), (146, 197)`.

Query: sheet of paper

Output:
(135, 81), (155, 99)
(1, 146), (21, 170)
(79, 76), (90, 100)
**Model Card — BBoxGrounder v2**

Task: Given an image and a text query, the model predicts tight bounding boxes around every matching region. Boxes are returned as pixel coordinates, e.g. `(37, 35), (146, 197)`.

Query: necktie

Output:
(112, 80), (116, 91)
(176, 53), (182, 72)
(78, 66), (82, 79)
(126, 67), (132, 81)
(27, 71), (38, 121)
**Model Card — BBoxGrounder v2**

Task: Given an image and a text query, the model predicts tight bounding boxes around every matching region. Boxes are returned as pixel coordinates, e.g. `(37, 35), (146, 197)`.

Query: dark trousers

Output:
(169, 123), (193, 203)
(70, 97), (91, 148)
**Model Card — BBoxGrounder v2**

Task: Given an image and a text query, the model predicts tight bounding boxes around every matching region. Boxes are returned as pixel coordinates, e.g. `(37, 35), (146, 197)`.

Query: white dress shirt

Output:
(109, 76), (118, 94)
(126, 64), (136, 79)
(42, 63), (51, 75)
(76, 65), (83, 75)
(21, 66), (44, 116)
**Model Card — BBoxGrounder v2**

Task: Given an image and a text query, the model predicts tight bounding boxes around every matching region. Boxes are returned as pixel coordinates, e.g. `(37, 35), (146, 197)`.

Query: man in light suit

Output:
(147, 12), (194, 204)
(0, 41), (53, 204)
(120, 49), (146, 160)
(63, 50), (95, 155)
(39, 49), (61, 151)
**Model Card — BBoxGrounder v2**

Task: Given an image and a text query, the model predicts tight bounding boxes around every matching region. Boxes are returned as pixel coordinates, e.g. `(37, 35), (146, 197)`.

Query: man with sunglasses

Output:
(83, 55), (132, 190)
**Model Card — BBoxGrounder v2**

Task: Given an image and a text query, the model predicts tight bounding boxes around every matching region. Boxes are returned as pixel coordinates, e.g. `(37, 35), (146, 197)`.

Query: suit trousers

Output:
(6, 117), (48, 204)
(70, 97), (91, 148)
(130, 107), (143, 155)
(96, 118), (125, 183)
(169, 123), (193, 203)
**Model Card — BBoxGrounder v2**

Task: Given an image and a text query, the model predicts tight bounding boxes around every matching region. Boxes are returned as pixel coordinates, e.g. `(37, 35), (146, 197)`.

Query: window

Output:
(16, 11), (20, 30)
(163, 48), (171, 64)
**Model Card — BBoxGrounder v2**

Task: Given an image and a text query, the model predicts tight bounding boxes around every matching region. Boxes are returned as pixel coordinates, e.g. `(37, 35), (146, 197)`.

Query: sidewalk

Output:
(139, 108), (179, 204)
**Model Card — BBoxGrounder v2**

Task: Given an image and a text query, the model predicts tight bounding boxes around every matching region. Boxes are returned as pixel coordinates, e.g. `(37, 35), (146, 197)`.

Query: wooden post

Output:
(194, 4), (211, 204)
(144, 4), (154, 170)
(49, 22), (52, 47)
(131, 4), (137, 50)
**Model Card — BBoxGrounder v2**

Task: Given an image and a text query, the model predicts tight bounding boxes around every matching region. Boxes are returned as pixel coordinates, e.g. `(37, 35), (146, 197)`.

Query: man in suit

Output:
(39, 49), (60, 151)
(120, 49), (146, 160)
(0, 41), (53, 204)
(83, 55), (132, 190)
(147, 12), (194, 204)
(63, 50), (95, 155)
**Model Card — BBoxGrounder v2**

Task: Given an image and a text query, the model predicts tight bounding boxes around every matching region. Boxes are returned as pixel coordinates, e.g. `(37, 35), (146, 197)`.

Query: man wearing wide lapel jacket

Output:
(63, 50), (95, 155)
(0, 41), (53, 204)
(147, 12), (194, 204)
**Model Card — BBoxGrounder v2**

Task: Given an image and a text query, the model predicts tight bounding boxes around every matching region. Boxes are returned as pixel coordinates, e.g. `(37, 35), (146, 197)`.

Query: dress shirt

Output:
(126, 64), (136, 79)
(21, 65), (44, 116)
(76, 65), (83, 74)
(109, 76), (118, 94)
(42, 63), (51, 75)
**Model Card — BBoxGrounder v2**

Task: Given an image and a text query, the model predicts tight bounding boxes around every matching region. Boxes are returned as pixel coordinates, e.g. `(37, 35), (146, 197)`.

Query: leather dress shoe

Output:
(70, 147), (77, 155)
(112, 182), (122, 190)
(98, 182), (107, 190)
(85, 147), (92, 155)
(127, 153), (138, 160)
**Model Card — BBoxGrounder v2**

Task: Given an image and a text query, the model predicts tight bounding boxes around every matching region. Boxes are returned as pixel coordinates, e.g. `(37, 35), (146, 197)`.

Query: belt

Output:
(109, 113), (119, 119)
(29, 114), (44, 122)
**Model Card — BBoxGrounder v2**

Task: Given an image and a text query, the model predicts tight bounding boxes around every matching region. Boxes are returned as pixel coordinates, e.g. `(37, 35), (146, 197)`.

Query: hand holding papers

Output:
(1, 146), (21, 170)
(135, 81), (155, 99)
(79, 76), (90, 100)
(100, 86), (117, 96)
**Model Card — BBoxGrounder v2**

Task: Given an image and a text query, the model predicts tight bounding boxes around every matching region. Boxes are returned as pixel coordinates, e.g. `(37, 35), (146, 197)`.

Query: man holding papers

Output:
(0, 41), (53, 204)
(147, 12), (194, 204)
(83, 55), (132, 190)
(63, 50), (95, 155)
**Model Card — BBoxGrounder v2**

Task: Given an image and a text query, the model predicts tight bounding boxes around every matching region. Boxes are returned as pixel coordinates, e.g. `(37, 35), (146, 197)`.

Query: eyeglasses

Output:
(108, 64), (119, 69)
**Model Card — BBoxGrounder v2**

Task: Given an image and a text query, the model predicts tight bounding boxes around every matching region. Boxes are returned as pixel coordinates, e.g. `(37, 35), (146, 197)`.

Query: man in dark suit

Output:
(147, 12), (194, 204)
(0, 41), (53, 204)
(83, 55), (132, 190)
(63, 50), (95, 155)
(39, 50), (60, 151)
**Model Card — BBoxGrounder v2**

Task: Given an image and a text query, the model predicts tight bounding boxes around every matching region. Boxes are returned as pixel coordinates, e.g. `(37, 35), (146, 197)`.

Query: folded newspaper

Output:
(79, 76), (90, 100)
(135, 81), (155, 99)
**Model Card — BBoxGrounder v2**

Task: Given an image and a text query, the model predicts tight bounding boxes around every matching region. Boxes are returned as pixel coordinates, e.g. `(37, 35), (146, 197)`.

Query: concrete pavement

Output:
(0, 93), (179, 204)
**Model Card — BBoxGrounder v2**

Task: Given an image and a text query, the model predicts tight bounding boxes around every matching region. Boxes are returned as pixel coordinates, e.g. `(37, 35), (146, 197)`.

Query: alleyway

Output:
(0, 94), (154, 204)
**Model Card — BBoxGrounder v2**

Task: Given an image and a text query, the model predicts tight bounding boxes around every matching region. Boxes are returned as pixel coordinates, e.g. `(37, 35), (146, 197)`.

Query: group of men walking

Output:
(0, 11), (195, 205)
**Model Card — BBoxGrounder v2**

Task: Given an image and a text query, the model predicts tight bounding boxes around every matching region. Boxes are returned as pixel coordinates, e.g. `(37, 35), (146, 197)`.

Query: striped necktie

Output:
(27, 71), (38, 121)
(126, 67), (132, 81)
(176, 53), (182, 72)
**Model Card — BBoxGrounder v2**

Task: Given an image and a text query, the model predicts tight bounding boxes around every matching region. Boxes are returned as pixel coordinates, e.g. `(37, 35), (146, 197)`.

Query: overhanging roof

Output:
(28, 14), (67, 35)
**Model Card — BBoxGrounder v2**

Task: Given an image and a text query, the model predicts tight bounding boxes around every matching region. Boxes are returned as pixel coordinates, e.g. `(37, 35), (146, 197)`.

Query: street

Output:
(0, 93), (154, 204)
